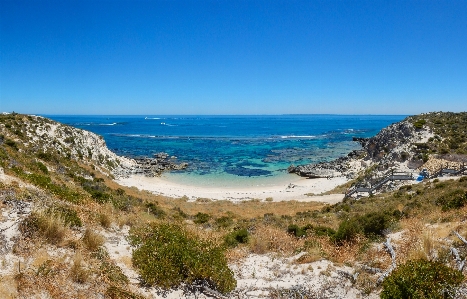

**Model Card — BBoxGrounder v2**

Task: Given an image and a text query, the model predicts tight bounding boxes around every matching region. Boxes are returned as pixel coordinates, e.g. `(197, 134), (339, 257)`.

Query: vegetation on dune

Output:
(381, 259), (464, 299)
(408, 112), (467, 155)
(128, 223), (236, 294)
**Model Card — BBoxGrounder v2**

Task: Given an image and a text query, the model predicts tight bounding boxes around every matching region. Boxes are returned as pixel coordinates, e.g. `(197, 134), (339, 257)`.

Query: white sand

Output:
(116, 174), (347, 203)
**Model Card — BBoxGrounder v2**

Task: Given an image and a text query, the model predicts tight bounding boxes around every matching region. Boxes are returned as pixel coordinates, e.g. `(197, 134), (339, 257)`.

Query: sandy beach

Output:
(116, 174), (348, 203)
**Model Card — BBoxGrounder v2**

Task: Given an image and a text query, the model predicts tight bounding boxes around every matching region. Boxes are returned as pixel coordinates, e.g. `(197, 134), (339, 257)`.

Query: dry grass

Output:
(249, 224), (305, 255)
(0, 275), (18, 299)
(82, 228), (104, 252)
(98, 213), (112, 229)
(70, 252), (89, 284)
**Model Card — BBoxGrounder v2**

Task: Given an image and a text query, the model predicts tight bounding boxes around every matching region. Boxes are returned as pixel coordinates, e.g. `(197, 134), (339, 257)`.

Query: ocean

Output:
(47, 115), (406, 187)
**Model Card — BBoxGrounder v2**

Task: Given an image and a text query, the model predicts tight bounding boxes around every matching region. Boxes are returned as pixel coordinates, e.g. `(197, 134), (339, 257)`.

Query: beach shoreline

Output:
(115, 174), (348, 203)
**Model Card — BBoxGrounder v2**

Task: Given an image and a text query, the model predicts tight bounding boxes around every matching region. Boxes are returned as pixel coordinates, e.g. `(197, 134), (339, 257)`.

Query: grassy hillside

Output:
(408, 112), (467, 156)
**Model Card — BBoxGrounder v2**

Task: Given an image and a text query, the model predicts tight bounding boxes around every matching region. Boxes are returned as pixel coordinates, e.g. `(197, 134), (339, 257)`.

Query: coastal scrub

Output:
(128, 222), (236, 294)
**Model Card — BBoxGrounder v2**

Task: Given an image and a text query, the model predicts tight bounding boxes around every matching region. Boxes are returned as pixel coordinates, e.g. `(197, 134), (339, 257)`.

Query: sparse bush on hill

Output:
(128, 223), (236, 294)
(145, 201), (166, 218)
(287, 224), (307, 238)
(224, 228), (249, 247)
(215, 215), (234, 228)
(381, 259), (464, 299)
(194, 212), (210, 224)
(333, 211), (393, 244)
(436, 189), (467, 211)
(46, 205), (82, 227)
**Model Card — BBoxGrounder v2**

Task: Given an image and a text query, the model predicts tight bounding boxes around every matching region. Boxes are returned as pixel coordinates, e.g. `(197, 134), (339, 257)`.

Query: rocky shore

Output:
(288, 118), (435, 180)
(132, 153), (188, 177)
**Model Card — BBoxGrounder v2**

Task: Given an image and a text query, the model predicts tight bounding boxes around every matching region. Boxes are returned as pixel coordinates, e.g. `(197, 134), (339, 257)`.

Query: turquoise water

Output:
(47, 115), (406, 187)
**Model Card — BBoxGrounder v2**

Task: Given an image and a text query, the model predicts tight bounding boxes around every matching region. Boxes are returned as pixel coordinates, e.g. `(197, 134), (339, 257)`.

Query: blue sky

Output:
(1, 0), (466, 115)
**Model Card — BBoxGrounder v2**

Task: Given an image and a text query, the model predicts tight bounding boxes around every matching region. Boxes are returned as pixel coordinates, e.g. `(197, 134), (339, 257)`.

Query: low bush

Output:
(145, 202), (166, 218)
(333, 211), (393, 244)
(128, 223), (236, 294)
(215, 216), (234, 228)
(309, 225), (336, 237)
(4, 139), (18, 150)
(436, 189), (467, 211)
(105, 286), (144, 299)
(224, 228), (249, 247)
(35, 161), (49, 174)
(194, 212), (210, 224)
(287, 224), (307, 238)
(94, 249), (129, 286)
(381, 259), (463, 299)
(37, 151), (53, 161)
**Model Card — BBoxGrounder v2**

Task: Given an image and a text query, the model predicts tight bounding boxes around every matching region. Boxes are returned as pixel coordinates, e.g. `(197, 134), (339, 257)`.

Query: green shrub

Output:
(194, 212), (210, 224)
(287, 224), (307, 238)
(215, 216), (234, 228)
(172, 206), (188, 219)
(224, 228), (249, 247)
(4, 139), (18, 150)
(381, 259), (463, 299)
(413, 119), (426, 129)
(332, 218), (361, 244)
(145, 202), (166, 218)
(35, 161), (49, 174)
(309, 225), (336, 237)
(37, 151), (53, 161)
(128, 223), (236, 294)
(333, 211), (392, 244)
(436, 189), (467, 211)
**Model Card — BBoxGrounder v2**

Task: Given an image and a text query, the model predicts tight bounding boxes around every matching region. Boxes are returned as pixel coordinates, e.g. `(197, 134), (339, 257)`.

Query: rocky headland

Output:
(288, 113), (467, 184)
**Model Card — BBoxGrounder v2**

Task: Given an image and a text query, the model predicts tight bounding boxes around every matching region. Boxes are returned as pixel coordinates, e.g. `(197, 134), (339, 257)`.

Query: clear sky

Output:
(1, 0), (466, 115)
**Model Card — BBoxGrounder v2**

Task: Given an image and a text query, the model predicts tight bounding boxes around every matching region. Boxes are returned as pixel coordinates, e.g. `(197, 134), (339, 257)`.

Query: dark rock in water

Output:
(132, 152), (188, 177)
(224, 166), (272, 177)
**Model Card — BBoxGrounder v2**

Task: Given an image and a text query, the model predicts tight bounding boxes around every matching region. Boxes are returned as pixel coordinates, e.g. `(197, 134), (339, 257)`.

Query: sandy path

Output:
(116, 174), (347, 203)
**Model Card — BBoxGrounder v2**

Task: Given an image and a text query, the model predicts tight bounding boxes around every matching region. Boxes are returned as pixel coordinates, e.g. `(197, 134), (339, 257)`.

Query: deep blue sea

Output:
(46, 115), (406, 187)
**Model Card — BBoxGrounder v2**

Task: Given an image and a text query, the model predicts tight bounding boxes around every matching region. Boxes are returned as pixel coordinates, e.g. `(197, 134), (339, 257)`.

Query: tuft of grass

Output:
(70, 252), (89, 283)
(82, 228), (104, 252)
(98, 213), (112, 229)
(19, 212), (67, 245)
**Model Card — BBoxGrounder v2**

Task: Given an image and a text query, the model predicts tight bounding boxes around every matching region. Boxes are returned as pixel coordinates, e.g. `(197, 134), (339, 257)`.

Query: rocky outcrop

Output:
(288, 150), (365, 179)
(4, 115), (187, 179)
(359, 121), (418, 162)
(289, 119), (434, 178)
(132, 153), (188, 177)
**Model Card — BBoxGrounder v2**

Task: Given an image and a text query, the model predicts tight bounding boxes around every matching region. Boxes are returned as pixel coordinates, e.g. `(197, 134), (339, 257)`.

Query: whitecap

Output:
(280, 135), (316, 139)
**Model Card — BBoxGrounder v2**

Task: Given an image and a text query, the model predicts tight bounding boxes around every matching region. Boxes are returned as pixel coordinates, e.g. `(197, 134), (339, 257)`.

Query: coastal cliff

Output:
(0, 114), (186, 179)
(289, 112), (467, 180)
